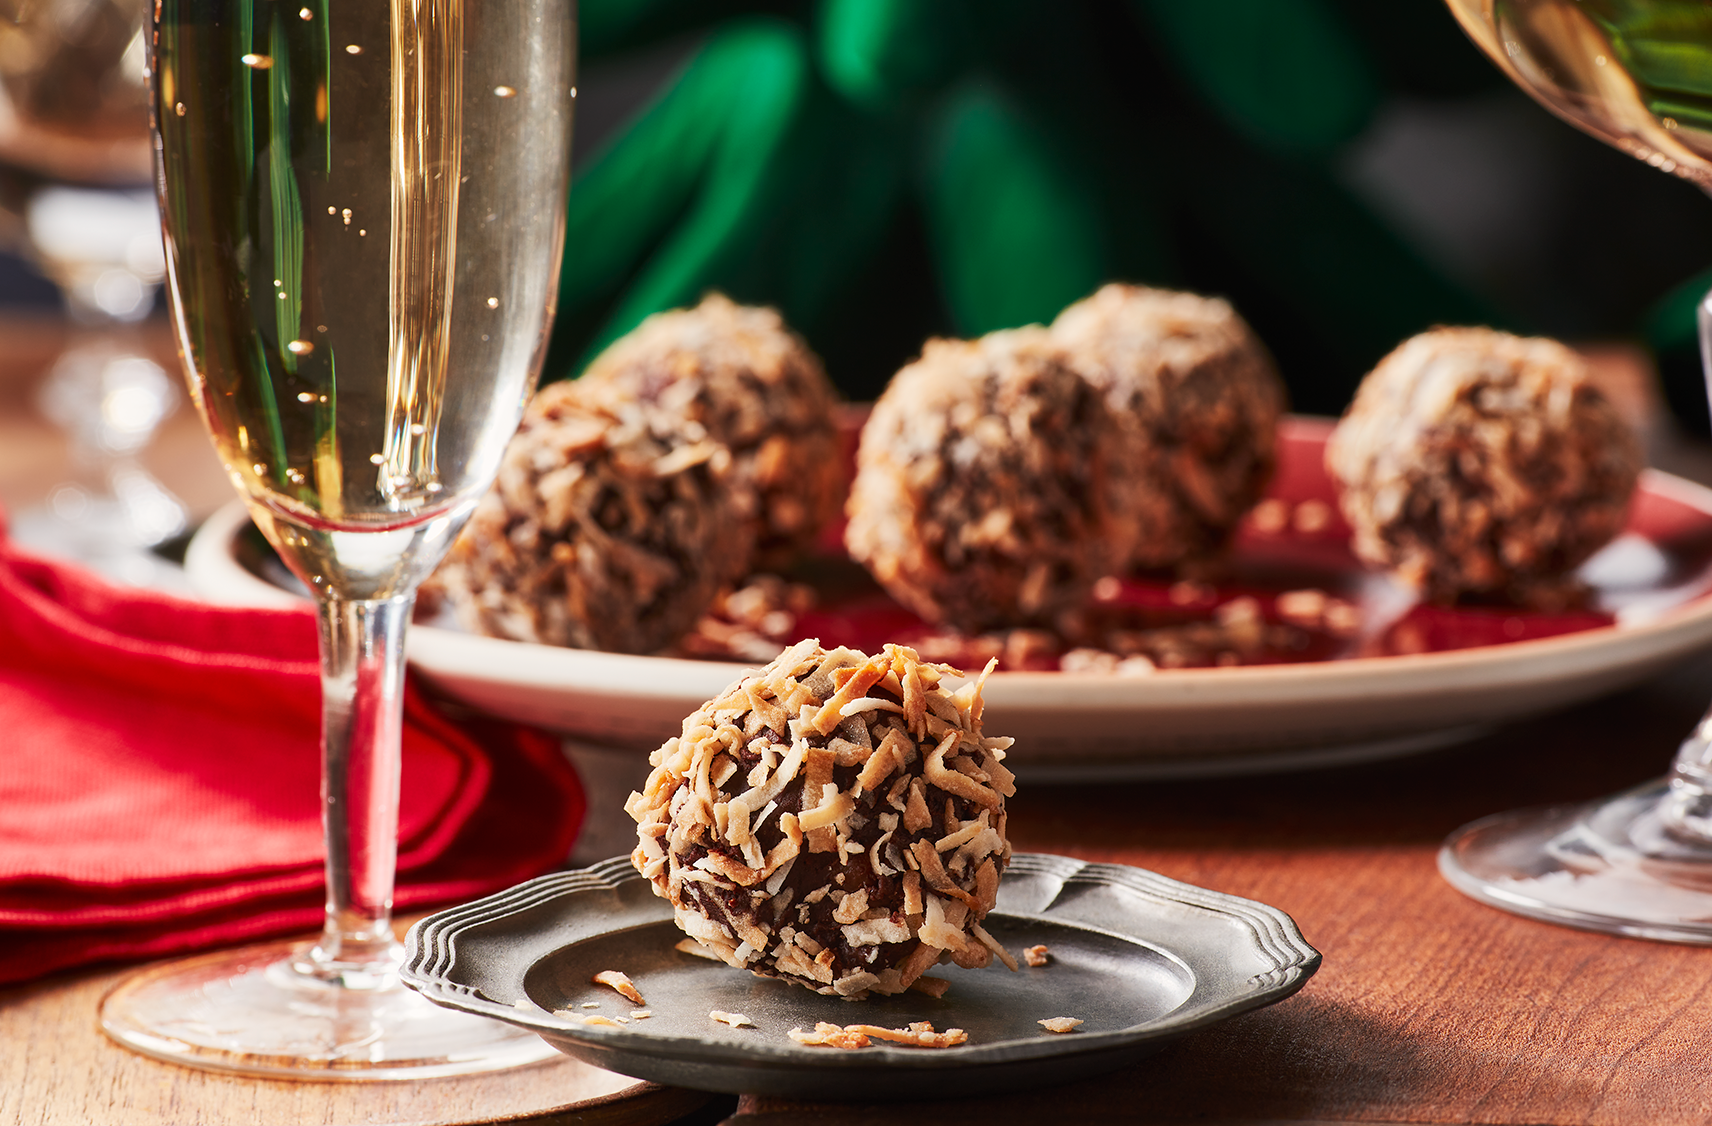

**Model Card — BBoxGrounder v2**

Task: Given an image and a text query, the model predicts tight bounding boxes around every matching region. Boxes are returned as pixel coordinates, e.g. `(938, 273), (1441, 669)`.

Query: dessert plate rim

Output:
(184, 421), (1712, 776)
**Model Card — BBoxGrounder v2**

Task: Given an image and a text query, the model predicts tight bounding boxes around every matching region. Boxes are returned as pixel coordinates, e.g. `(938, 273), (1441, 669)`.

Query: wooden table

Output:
(726, 648), (1712, 1125)
(7, 322), (1712, 1125)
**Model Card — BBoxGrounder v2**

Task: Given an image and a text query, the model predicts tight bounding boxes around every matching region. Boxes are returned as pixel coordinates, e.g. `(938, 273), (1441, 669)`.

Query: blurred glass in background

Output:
(0, 0), (186, 587)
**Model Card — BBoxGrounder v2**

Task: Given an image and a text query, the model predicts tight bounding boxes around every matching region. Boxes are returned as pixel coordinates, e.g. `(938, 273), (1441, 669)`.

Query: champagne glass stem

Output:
(1660, 288), (1712, 841)
(305, 593), (412, 982)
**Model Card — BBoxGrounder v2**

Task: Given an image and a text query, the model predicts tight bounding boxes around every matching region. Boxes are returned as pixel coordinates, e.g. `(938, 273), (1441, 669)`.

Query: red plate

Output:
(187, 418), (1712, 779)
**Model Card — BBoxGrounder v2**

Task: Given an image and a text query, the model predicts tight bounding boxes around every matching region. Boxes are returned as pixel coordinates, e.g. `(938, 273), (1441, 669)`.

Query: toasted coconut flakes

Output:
(909, 975), (951, 999)
(632, 1010), (652, 1019)
(937, 812), (986, 852)
(551, 1008), (577, 1019)
(1038, 1017), (1083, 1034)
(674, 938), (725, 962)
(593, 970), (645, 1005)
(924, 731), (999, 809)
(812, 660), (887, 734)
(832, 887), (869, 924)
(850, 1023), (968, 1048)
(580, 1002), (601, 1009)
(1024, 944), (1051, 967)
(840, 696), (905, 718)
(834, 970), (882, 997)
(843, 917), (910, 946)
(790, 1021), (967, 1049)
(584, 1015), (623, 1028)
(790, 1022), (870, 1049)
(798, 788), (854, 832)
(710, 1010), (755, 1028)
(972, 923), (1018, 971)
(913, 840), (978, 908)
(902, 778), (932, 832)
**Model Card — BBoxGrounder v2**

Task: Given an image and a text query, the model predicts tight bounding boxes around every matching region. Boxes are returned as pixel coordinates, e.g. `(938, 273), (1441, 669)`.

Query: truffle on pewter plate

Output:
(1325, 326), (1640, 607)
(625, 639), (1017, 999)
(1051, 284), (1286, 570)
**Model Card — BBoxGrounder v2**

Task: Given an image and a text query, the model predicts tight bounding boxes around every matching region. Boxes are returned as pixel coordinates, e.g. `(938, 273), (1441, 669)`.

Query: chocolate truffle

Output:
(1051, 284), (1286, 569)
(581, 293), (844, 564)
(436, 378), (752, 654)
(625, 640), (1017, 999)
(844, 329), (1142, 634)
(1326, 327), (1640, 606)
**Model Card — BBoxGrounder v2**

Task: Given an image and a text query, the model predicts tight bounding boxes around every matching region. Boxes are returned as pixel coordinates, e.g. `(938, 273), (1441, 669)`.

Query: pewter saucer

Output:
(400, 853), (1320, 1100)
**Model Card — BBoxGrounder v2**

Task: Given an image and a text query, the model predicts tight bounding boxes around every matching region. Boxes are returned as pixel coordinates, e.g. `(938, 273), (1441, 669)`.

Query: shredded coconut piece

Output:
(583, 1015), (623, 1028)
(1024, 944), (1051, 967)
(789, 1020), (967, 1049)
(674, 938), (725, 962)
(1038, 1017), (1083, 1034)
(631, 1009), (652, 1019)
(710, 1010), (755, 1028)
(909, 975), (951, 999)
(592, 970), (644, 1005)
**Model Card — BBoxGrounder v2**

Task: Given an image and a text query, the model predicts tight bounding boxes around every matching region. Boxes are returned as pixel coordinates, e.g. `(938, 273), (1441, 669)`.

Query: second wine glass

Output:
(1439, 0), (1712, 943)
(97, 0), (577, 1076)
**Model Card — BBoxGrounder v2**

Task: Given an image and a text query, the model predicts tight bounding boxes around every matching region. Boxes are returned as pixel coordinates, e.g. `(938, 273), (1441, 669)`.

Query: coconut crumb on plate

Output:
(1038, 1017), (1083, 1034)
(789, 1020), (967, 1049)
(710, 1010), (755, 1028)
(592, 970), (645, 1005)
(1024, 944), (1050, 967)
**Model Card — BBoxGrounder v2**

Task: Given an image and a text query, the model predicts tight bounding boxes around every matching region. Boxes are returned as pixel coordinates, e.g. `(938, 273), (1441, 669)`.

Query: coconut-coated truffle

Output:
(581, 293), (844, 565)
(1051, 284), (1286, 569)
(1325, 327), (1640, 606)
(625, 640), (1017, 999)
(844, 328), (1142, 634)
(436, 378), (752, 654)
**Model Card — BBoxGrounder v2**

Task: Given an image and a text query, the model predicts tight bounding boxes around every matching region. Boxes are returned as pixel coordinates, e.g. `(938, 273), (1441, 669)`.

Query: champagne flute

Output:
(1438, 0), (1712, 942)
(96, 0), (576, 1076)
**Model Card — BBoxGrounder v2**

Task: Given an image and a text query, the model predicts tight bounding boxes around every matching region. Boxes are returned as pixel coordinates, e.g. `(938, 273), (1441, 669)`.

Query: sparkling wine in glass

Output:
(1439, 0), (1712, 943)
(96, 0), (576, 1076)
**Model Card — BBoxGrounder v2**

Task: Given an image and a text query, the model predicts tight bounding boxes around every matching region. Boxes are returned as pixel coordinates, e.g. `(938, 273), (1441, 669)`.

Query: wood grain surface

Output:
(728, 648), (1712, 1125)
(7, 322), (1712, 1125)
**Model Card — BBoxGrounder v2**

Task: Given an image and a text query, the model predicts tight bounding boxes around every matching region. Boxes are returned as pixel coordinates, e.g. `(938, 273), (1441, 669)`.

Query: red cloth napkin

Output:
(0, 531), (584, 984)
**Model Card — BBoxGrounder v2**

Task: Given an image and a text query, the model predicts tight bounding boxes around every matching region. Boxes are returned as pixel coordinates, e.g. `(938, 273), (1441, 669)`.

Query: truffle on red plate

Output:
(1326, 326), (1640, 606)
(1051, 284), (1285, 570)
(435, 378), (751, 654)
(844, 328), (1142, 634)
(581, 293), (844, 565)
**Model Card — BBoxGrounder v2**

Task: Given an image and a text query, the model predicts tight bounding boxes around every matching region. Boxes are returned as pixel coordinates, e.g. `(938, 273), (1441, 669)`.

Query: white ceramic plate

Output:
(185, 421), (1712, 779)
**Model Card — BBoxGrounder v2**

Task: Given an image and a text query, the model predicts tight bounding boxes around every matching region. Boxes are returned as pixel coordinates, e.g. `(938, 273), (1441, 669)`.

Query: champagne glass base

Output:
(1439, 779), (1712, 944)
(98, 939), (559, 1080)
